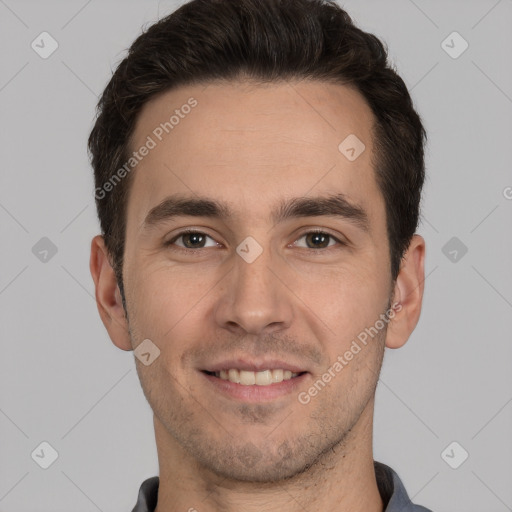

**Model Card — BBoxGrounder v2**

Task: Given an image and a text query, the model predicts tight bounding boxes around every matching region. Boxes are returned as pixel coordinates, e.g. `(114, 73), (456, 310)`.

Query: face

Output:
(119, 80), (396, 481)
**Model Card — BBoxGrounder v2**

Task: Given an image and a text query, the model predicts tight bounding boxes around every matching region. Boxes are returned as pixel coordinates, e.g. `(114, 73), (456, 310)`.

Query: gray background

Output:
(1, 0), (511, 510)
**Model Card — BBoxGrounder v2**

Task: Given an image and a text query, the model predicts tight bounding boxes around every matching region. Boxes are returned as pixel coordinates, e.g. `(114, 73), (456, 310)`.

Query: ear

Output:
(385, 234), (426, 349)
(89, 235), (133, 351)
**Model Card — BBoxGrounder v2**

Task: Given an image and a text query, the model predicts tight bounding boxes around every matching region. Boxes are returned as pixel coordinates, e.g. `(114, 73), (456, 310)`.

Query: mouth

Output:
(200, 363), (309, 402)
(202, 368), (307, 386)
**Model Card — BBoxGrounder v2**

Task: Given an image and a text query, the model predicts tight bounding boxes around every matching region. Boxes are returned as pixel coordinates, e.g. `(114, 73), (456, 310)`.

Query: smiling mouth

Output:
(202, 369), (307, 386)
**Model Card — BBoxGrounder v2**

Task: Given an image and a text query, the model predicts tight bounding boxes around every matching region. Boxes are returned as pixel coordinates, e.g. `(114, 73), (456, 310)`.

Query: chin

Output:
(193, 438), (321, 483)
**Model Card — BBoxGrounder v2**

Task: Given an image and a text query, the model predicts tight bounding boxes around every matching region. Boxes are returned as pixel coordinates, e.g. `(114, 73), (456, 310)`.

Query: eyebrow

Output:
(143, 193), (370, 233)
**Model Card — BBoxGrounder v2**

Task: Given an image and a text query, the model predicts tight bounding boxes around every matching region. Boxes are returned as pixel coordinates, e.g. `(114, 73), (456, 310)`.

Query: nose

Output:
(214, 243), (294, 336)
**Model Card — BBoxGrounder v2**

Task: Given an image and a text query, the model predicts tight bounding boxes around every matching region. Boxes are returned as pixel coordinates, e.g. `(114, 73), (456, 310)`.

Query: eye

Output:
(293, 230), (344, 250)
(165, 229), (345, 252)
(166, 230), (219, 250)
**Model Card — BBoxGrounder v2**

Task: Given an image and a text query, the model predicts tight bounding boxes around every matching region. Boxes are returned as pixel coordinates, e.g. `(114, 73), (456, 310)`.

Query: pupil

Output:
(309, 233), (328, 248)
(185, 233), (204, 248)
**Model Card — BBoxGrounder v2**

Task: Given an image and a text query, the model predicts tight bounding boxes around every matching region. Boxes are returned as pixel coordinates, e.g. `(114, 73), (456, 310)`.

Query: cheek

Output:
(302, 277), (389, 382)
(126, 261), (220, 342)
(288, 255), (390, 327)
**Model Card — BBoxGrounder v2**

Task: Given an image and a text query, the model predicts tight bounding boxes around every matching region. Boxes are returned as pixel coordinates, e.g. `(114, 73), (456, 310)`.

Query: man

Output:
(88, 0), (431, 510)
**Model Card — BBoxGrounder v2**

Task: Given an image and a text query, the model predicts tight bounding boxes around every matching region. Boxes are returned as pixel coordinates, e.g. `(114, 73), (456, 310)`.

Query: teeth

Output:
(255, 370), (272, 385)
(227, 369), (239, 383)
(272, 369), (284, 382)
(215, 369), (300, 385)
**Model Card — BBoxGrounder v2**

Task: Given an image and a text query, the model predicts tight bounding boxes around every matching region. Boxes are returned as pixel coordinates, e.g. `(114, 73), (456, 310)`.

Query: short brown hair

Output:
(88, 0), (426, 294)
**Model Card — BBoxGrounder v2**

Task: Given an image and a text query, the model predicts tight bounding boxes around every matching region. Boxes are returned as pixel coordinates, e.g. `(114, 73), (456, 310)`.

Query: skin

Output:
(90, 79), (425, 512)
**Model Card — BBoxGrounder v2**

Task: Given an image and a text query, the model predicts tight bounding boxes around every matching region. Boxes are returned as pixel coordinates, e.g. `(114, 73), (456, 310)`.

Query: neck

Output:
(153, 401), (383, 512)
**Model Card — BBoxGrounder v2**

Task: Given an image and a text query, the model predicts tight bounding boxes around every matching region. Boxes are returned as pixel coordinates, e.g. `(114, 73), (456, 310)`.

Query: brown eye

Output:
(181, 232), (207, 248)
(305, 232), (331, 248)
(167, 231), (218, 250)
(295, 231), (341, 249)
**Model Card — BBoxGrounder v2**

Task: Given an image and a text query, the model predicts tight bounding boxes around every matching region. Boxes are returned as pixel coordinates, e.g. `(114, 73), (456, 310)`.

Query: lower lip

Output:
(200, 371), (309, 402)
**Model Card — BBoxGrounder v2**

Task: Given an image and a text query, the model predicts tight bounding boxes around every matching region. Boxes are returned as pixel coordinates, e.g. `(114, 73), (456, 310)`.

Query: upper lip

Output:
(202, 358), (308, 373)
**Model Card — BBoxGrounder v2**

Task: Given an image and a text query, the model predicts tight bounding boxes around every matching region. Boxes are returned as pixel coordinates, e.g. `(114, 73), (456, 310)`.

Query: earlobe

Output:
(385, 234), (426, 349)
(89, 235), (133, 351)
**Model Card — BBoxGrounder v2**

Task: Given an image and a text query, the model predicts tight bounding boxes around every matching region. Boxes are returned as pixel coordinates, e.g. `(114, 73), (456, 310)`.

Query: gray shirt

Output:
(131, 461), (433, 511)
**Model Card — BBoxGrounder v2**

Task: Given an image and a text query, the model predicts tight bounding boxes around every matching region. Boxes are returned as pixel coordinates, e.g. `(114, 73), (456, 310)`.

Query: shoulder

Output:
(375, 461), (433, 512)
(131, 476), (159, 512)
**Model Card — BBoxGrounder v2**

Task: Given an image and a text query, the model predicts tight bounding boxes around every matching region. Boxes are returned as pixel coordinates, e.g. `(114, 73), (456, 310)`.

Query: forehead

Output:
(127, 79), (383, 229)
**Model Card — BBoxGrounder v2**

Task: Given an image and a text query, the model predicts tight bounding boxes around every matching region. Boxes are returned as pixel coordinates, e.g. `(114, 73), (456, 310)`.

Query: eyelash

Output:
(164, 228), (346, 253)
